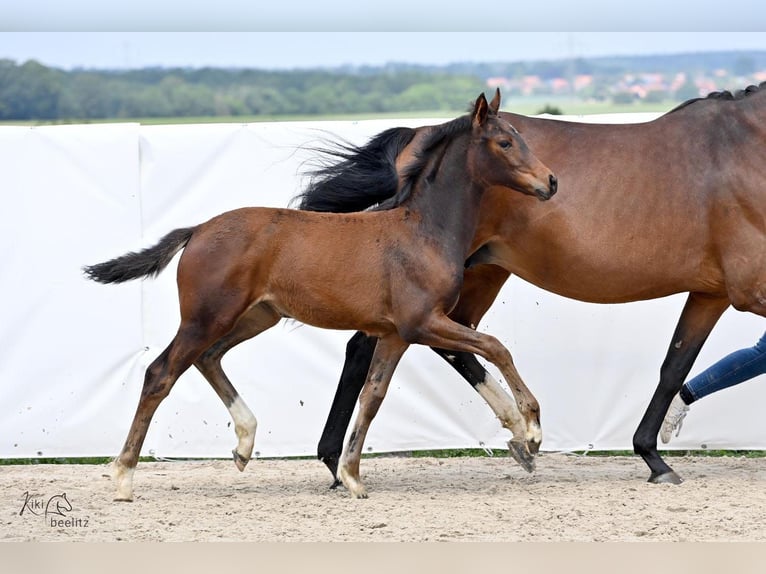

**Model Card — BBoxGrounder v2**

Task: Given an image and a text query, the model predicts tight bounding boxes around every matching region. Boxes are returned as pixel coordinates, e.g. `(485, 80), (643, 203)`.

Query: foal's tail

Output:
(83, 226), (197, 284)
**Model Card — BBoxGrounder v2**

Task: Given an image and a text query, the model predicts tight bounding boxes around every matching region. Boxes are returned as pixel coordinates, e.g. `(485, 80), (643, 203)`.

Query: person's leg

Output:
(661, 331), (766, 443)
(683, 331), (766, 402)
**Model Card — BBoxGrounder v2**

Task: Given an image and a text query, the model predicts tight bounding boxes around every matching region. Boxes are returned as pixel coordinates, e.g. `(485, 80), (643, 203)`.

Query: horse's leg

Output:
(113, 323), (223, 501)
(430, 266), (539, 455)
(194, 304), (282, 472)
(316, 265), (510, 486)
(407, 313), (540, 472)
(337, 334), (409, 499)
(633, 292), (730, 484)
(317, 331), (378, 487)
(113, 270), (258, 502)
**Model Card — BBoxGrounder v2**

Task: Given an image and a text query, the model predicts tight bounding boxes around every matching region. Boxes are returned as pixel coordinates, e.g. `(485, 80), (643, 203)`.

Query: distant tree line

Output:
(0, 59), (486, 121)
(2, 50), (765, 121)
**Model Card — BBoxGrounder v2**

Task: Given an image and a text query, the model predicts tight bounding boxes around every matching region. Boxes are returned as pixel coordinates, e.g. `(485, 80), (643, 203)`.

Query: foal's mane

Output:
(667, 80), (766, 113)
(296, 113), (472, 213)
(373, 113), (473, 211)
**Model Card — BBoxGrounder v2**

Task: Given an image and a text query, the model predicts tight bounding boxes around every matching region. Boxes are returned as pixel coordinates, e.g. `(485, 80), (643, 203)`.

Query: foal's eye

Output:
(498, 140), (512, 149)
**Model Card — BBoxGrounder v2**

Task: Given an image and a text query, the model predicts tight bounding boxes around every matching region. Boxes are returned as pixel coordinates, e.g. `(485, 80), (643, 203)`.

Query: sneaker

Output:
(660, 393), (690, 444)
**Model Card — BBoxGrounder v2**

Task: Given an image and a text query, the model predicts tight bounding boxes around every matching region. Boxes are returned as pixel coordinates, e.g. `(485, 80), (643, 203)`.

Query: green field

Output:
(0, 99), (678, 127)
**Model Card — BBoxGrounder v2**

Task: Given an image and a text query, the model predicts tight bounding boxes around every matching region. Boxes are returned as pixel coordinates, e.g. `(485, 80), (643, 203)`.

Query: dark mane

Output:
(294, 127), (416, 213)
(667, 81), (766, 114)
(295, 113), (473, 213)
(373, 113), (472, 211)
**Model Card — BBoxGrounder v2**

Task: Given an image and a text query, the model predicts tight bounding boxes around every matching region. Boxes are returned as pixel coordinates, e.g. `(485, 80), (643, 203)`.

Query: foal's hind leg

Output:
(113, 324), (222, 501)
(337, 334), (409, 499)
(194, 304), (281, 472)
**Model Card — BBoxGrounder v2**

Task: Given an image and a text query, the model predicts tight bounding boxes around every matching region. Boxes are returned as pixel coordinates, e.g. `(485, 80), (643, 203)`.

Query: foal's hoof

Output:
(508, 440), (536, 473)
(113, 496), (134, 503)
(337, 467), (368, 498)
(648, 470), (684, 485)
(232, 450), (250, 472)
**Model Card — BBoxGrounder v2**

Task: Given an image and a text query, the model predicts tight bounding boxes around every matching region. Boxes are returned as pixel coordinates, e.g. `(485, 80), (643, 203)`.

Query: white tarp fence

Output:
(2, 114), (764, 461)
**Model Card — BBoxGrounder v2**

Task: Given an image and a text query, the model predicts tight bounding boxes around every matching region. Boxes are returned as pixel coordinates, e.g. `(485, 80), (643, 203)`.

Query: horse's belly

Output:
(510, 257), (721, 304)
(266, 285), (393, 334)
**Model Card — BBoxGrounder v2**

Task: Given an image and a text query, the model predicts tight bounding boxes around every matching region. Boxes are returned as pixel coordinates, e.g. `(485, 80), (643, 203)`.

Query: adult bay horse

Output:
(300, 82), (766, 486)
(83, 92), (557, 501)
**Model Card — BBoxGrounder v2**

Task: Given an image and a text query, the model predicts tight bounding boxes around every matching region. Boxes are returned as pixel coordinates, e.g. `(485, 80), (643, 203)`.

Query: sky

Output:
(4, 0), (765, 32)
(3, 32), (766, 71)
(2, 1), (765, 71)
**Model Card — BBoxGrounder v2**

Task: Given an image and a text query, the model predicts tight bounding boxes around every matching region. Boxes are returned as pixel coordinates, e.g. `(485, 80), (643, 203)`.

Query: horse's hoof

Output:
(346, 484), (369, 499)
(319, 455), (339, 482)
(508, 440), (536, 473)
(528, 438), (541, 455)
(328, 478), (343, 490)
(337, 466), (368, 498)
(113, 496), (134, 503)
(232, 449), (249, 472)
(648, 470), (684, 485)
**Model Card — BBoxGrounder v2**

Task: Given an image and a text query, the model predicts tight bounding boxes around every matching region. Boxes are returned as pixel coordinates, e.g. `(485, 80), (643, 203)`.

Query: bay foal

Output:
(84, 91), (557, 500)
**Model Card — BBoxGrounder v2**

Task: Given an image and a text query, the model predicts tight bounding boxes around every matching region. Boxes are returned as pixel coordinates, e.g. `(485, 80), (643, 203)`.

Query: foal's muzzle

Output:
(535, 174), (558, 201)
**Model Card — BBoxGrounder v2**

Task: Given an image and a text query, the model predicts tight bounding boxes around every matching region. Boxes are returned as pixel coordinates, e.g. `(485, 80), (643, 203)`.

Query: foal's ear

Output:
(489, 88), (501, 115)
(472, 93), (489, 128)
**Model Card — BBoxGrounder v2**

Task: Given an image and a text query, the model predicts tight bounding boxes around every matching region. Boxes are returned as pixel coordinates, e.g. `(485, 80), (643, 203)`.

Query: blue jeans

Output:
(682, 331), (766, 404)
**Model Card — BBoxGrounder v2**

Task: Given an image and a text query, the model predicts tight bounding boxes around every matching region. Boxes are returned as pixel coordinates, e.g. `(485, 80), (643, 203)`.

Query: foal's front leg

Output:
(337, 334), (409, 498)
(413, 315), (541, 472)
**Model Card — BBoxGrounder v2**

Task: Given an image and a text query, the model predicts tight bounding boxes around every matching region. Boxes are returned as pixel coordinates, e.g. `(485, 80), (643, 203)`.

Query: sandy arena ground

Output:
(2, 452), (766, 542)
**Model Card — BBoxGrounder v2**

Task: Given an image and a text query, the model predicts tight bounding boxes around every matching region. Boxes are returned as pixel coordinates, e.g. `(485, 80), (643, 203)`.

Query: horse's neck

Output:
(406, 157), (483, 259)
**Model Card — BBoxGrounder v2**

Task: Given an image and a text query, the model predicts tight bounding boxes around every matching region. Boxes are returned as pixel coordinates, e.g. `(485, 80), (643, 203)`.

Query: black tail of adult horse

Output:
(300, 83), (766, 487)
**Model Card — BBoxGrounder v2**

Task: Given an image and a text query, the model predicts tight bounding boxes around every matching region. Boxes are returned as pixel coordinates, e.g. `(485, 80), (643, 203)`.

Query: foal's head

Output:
(468, 89), (557, 201)
(381, 89), (557, 210)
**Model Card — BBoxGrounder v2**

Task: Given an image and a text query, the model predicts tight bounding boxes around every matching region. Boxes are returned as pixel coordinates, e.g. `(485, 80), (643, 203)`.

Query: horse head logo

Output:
(45, 493), (72, 518)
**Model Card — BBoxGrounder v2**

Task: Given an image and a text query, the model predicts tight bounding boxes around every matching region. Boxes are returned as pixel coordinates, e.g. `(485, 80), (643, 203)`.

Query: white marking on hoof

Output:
(337, 465), (368, 499)
(526, 419), (543, 446)
(112, 460), (135, 502)
(228, 396), (257, 470)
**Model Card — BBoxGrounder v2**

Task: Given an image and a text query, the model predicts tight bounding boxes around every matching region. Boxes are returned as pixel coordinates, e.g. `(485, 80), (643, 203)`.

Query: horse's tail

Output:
(83, 226), (197, 284)
(294, 126), (416, 213)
